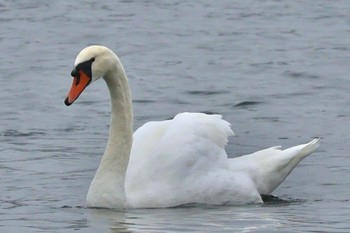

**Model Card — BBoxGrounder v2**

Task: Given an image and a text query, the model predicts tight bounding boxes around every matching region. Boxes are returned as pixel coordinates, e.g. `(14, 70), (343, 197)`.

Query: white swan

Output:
(64, 45), (319, 208)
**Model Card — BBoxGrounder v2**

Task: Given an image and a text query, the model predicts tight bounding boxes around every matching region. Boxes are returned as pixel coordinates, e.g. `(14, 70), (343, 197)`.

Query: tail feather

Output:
(231, 138), (320, 195)
(298, 138), (320, 159)
(261, 138), (320, 194)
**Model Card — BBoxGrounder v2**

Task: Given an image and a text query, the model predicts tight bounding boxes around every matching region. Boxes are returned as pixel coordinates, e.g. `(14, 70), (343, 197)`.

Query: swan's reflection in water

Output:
(84, 204), (303, 233)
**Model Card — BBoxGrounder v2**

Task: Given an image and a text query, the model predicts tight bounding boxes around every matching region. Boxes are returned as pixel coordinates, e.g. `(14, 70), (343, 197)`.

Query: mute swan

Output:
(64, 45), (319, 208)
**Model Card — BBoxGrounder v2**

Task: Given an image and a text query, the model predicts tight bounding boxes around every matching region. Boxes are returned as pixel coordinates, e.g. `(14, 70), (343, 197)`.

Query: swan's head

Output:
(64, 45), (116, 106)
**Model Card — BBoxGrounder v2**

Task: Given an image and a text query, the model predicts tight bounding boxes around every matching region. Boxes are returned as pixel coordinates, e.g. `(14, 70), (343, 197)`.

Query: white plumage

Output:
(64, 45), (320, 208)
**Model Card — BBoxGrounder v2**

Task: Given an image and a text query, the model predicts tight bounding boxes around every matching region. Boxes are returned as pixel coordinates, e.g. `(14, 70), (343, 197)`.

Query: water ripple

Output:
(283, 71), (320, 79)
(234, 101), (264, 108)
(1, 129), (46, 137)
(186, 90), (230, 96)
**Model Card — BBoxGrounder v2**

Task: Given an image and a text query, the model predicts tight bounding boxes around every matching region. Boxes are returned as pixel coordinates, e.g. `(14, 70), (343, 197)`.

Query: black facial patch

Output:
(71, 57), (95, 78)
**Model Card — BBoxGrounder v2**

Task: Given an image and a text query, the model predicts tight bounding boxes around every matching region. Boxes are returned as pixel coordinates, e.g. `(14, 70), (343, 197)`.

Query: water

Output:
(1, 0), (349, 232)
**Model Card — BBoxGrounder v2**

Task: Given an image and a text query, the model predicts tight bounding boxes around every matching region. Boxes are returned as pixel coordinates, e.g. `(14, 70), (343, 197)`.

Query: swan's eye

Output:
(71, 68), (78, 77)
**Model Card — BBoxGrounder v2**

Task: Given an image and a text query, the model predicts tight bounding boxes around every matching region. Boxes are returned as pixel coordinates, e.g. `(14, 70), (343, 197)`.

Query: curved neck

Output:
(86, 59), (133, 208)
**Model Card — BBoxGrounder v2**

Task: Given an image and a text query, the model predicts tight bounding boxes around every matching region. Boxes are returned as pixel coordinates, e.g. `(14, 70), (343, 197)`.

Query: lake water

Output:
(1, 0), (350, 232)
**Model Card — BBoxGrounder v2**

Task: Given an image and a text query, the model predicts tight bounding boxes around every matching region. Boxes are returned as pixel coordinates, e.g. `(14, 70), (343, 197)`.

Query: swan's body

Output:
(64, 45), (319, 208)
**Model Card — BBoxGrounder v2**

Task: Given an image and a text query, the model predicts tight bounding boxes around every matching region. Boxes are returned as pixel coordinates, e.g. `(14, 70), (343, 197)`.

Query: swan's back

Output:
(128, 113), (233, 177)
(126, 113), (261, 207)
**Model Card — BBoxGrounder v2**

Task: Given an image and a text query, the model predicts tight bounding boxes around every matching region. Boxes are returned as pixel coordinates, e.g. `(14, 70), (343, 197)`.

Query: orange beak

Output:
(64, 70), (91, 106)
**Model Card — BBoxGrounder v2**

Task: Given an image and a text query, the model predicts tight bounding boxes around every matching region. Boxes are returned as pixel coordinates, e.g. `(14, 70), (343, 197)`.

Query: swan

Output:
(64, 45), (320, 208)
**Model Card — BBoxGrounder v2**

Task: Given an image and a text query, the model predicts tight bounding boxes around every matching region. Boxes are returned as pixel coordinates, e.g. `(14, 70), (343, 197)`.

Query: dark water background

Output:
(1, 0), (350, 232)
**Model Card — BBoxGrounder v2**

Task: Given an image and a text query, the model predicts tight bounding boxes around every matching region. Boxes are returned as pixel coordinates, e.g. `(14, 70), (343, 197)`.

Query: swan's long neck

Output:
(86, 58), (133, 208)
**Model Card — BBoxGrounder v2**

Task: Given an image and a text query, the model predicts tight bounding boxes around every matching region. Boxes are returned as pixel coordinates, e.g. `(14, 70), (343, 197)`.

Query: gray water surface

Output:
(1, 0), (350, 232)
